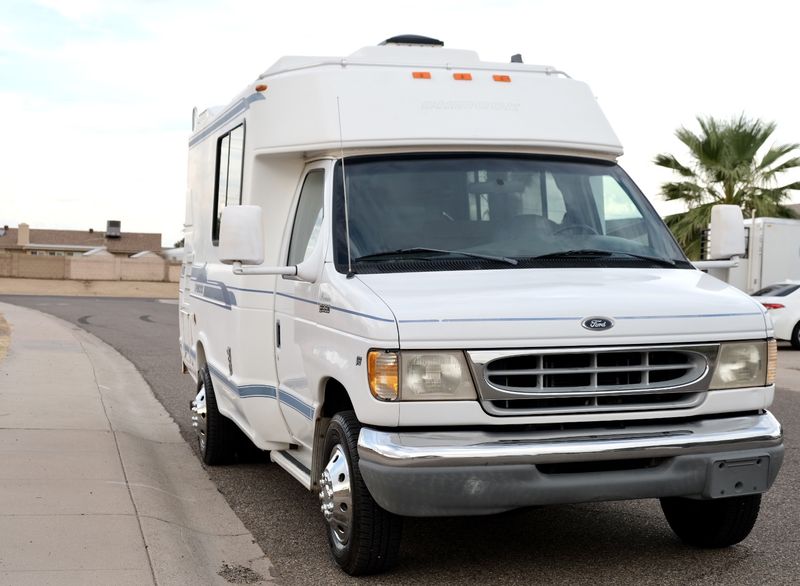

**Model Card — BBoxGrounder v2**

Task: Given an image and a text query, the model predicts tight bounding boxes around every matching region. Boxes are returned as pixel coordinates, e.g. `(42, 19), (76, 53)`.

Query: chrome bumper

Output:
(357, 412), (783, 516)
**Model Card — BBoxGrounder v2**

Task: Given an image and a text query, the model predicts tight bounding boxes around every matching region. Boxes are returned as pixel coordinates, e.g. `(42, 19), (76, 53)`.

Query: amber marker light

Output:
(368, 350), (399, 401)
(412, 71), (432, 79)
(493, 74), (511, 82)
(255, 84), (268, 92)
(767, 339), (777, 385)
(453, 73), (472, 80)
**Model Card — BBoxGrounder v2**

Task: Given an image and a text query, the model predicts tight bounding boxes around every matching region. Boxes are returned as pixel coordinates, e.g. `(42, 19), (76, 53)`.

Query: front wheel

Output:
(319, 411), (403, 575)
(660, 494), (761, 548)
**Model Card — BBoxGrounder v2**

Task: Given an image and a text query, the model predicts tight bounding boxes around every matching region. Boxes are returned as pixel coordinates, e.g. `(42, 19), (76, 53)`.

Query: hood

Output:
(357, 268), (769, 348)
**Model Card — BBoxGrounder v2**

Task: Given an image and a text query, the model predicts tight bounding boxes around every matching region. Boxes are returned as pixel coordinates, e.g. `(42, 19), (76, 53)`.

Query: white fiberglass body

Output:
(361, 268), (769, 347)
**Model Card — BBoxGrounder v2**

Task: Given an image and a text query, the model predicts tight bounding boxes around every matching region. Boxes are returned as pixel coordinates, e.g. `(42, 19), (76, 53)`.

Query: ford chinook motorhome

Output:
(180, 36), (783, 575)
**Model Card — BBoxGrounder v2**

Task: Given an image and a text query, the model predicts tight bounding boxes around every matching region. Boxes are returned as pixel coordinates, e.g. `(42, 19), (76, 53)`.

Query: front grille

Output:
(468, 345), (717, 416)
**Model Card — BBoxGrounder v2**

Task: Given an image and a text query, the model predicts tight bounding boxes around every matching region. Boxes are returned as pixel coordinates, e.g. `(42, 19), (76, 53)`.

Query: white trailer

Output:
(726, 217), (800, 293)
(180, 36), (782, 575)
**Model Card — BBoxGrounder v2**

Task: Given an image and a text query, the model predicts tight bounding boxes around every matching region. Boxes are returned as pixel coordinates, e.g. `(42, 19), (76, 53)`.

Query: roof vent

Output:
(380, 35), (444, 47)
(106, 220), (121, 239)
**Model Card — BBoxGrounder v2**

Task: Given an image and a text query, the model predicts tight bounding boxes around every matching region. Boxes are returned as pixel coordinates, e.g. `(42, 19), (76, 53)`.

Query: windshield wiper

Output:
(528, 249), (677, 267)
(355, 247), (518, 265)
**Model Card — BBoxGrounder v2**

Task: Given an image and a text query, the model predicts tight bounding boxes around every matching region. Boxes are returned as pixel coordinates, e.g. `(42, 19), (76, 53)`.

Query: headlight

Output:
(709, 341), (771, 389)
(401, 351), (477, 400)
(367, 350), (477, 401)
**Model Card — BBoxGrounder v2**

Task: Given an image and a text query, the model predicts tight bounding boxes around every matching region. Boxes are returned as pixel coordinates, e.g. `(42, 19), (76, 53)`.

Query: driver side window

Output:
(287, 170), (325, 265)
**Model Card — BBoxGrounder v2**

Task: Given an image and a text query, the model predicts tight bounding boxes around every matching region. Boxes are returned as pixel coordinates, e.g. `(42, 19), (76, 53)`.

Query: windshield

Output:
(333, 155), (690, 273)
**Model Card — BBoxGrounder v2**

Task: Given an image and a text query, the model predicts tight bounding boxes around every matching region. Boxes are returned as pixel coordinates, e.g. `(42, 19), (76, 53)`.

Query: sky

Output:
(2, 0), (799, 247)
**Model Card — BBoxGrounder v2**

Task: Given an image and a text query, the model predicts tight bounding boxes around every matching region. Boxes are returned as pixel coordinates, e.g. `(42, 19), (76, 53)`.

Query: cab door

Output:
(274, 162), (329, 448)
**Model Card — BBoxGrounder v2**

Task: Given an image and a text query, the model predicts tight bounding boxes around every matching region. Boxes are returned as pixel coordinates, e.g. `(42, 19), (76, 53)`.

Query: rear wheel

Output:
(319, 411), (403, 575)
(660, 494), (761, 548)
(191, 365), (236, 465)
(791, 321), (800, 349)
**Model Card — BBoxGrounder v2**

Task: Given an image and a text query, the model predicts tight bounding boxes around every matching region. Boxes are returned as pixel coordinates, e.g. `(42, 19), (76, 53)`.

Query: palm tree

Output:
(655, 115), (800, 259)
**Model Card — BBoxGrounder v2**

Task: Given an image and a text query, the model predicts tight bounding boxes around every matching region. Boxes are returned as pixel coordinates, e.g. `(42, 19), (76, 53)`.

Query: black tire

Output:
(791, 322), (800, 349)
(197, 365), (236, 465)
(660, 494), (761, 548)
(320, 411), (402, 575)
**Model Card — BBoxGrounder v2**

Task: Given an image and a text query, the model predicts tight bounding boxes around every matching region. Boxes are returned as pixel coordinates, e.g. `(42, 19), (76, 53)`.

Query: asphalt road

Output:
(2, 294), (799, 586)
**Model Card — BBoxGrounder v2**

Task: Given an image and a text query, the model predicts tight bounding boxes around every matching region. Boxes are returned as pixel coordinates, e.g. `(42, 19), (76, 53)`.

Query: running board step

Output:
(271, 450), (312, 489)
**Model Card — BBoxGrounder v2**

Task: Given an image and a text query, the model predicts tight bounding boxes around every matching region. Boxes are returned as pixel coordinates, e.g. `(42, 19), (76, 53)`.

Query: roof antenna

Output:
(336, 96), (355, 278)
(511, 54), (523, 63)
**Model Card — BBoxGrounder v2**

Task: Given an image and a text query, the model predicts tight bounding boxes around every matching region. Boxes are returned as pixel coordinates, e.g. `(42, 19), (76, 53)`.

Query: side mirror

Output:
(219, 205), (264, 265)
(708, 205), (745, 259)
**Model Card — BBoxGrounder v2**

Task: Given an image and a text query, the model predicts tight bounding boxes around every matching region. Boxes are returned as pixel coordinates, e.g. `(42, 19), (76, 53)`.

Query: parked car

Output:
(753, 281), (800, 348)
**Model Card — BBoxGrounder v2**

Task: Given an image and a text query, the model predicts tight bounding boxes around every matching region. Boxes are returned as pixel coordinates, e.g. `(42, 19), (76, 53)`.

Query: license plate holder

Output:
(707, 455), (770, 498)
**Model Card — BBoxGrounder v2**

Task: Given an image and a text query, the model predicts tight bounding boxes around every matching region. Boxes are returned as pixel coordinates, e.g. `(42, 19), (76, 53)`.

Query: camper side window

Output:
(212, 124), (245, 244)
(287, 170), (325, 265)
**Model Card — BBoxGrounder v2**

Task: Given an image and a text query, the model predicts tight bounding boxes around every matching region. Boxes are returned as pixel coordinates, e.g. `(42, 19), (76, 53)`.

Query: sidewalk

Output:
(0, 302), (275, 585)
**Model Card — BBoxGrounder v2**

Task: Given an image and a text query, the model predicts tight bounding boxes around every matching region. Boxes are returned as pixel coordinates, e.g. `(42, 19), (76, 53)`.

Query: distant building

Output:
(0, 221), (163, 258)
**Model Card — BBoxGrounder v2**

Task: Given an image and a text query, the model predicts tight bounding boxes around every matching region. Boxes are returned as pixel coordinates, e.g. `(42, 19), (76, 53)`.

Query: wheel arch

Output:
(312, 377), (356, 487)
(320, 377), (355, 419)
(195, 341), (208, 389)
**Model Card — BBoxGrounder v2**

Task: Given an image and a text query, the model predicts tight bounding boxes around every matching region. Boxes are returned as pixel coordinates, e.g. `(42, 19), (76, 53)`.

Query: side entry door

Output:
(274, 163), (328, 449)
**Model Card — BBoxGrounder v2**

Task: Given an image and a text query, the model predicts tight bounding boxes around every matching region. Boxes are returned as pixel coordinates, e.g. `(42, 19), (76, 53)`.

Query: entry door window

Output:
(287, 170), (325, 265)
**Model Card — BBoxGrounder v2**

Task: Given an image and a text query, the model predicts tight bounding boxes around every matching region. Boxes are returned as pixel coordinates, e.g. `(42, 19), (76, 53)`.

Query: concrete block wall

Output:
(167, 264), (181, 282)
(67, 257), (118, 281)
(120, 258), (167, 281)
(17, 255), (67, 279)
(0, 254), (12, 277)
(0, 252), (180, 282)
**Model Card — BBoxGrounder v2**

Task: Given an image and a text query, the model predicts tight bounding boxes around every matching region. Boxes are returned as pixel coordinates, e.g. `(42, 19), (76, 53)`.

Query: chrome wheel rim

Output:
(319, 444), (353, 546)
(191, 385), (208, 453)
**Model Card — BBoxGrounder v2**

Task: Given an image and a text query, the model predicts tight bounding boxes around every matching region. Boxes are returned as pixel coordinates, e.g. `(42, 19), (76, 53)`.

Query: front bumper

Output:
(357, 412), (784, 517)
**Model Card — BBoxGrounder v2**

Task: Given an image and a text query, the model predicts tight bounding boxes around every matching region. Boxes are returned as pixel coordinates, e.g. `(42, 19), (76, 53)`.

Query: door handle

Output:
(276, 320), (281, 348)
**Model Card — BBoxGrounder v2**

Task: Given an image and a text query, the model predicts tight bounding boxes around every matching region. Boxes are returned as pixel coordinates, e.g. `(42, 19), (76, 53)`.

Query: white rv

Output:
(180, 36), (783, 575)
(725, 217), (800, 293)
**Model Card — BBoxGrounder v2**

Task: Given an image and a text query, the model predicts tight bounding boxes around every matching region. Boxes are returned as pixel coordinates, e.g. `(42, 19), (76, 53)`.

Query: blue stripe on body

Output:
(617, 312), (762, 320)
(401, 312), (764, 324)
(238, 384), (278, 399)
(442, 316), (579, 323)
(189, 292), (232, 310)
(226, 284), (276, 295)
(189, 264), (394, 324)
(205, 363), (314, 418)
(278, 390), (315, 420)
(274, 291), (395, 323)
(400, 316), (579, 324)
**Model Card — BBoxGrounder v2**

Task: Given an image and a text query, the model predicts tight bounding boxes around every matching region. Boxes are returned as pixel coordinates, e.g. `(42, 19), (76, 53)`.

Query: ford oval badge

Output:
(582, 317), (614, 331)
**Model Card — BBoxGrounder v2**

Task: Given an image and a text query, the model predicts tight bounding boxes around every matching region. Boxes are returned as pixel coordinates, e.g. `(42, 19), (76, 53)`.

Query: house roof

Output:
(0, 227), (163, 255)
